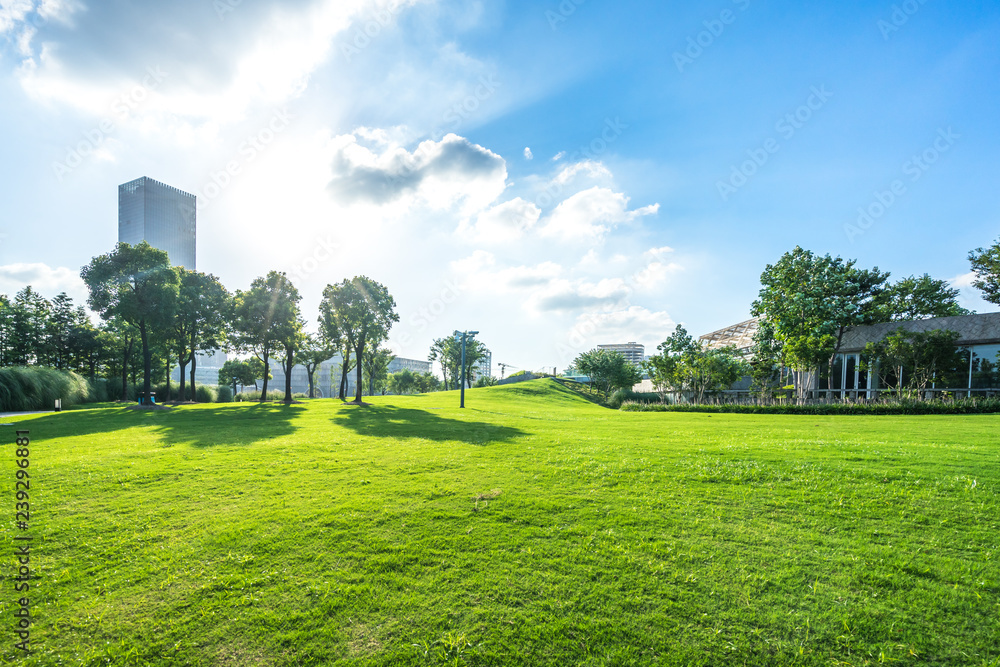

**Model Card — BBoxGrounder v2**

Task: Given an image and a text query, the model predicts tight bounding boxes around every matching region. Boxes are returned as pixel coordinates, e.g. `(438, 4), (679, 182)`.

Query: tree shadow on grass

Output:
(6, 403), (301, 449)
(156, 403), (302, 448)
(332, 404), (527, 446)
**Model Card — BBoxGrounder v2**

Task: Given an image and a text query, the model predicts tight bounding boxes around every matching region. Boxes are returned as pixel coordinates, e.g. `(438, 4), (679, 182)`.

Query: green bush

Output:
(0, 367), (94, 412)
(195, 385), (218, 403)
(234, 390), (286, 402)
(216, 385), (233, 403)
(619, 398), (1000, 415)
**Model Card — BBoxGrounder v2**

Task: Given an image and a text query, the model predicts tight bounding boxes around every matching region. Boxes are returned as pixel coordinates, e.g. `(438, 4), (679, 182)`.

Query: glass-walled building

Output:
(118, 177), (196, 270)
(828, 312), (1000, 398)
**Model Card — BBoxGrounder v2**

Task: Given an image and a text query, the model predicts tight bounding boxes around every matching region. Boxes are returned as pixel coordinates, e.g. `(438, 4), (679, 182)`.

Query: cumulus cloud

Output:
(459, 197), (540, 243)
(327, 132), (507, 211)
(531, 277), (630, 312)
(524, 147), (532, 160)
(540, 186), (659, 242)
(0, 262), (88, 304)
(561, 306), (676, 356)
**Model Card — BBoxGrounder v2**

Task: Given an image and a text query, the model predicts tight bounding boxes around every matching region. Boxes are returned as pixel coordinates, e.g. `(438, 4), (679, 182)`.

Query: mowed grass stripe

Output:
(0, 379), (997, 666)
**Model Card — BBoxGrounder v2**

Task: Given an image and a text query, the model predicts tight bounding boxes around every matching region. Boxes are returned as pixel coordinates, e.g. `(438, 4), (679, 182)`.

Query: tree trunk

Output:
(121, 339), (131, 401)
(339, 349), (351, 400)
(307, 366), (315, 399)
(354, 343), (365, 403)
(140, 321), (152, 399)
(284, 346), (294, 402)
(178, 357), (187, 402)
(189, 330), (197, 401)
(260, 353), (270, 401)
(190, 353), (198, 401)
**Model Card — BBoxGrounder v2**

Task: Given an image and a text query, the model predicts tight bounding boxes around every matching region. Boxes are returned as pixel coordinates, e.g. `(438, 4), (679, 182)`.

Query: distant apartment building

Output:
(475, 347), (492, 380)
(597, 342), (645, 366)
(118, 176), (197, 269)
(388, 357), (432, 375)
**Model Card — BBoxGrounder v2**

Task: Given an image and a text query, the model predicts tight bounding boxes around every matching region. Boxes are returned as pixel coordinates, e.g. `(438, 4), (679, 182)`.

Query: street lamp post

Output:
(454, 330), (479, 408)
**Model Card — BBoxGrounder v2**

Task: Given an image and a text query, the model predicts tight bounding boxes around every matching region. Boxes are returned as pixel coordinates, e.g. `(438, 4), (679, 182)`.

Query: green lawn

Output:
(1, 379), (998, 666)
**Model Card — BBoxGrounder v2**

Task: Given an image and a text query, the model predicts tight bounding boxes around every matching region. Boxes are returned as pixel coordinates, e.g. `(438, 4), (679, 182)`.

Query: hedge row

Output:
(619, 398), (1000, 415)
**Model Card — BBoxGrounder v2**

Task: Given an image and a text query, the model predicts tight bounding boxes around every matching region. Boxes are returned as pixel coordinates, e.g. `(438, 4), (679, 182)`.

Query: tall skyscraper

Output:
(118, 177), (196, 270)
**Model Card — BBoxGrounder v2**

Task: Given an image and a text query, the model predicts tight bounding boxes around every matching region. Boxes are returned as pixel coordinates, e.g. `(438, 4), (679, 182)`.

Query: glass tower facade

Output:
(118, 177), (196, 270)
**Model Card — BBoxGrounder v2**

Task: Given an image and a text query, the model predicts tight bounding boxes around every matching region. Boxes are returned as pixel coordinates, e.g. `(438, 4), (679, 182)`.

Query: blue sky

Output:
(1, 0), (998, 373)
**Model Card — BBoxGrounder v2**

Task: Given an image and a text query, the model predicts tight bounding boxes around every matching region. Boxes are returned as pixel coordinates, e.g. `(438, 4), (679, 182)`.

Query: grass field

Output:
(1, 379), (998, 666)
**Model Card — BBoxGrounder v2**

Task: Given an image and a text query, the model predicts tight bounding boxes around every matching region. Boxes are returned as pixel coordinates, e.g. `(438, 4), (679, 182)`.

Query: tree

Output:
(748, 319), (784, 399)
(751, 247), (889, 401)
(296, 334), (337, 398)
(574, 349), (642, 399)
(862, 328), (964, 397)
(388, 368), (417, 395)
(881, 274), (970, 321)
(232, 272), (301, 402)
(318, 277), (398, 404)
(645, 325), (748, 403)
(317, 285), (353, 400)
(414, 371), (441, 393)
(429, 336), (488, 389)
(968, 239), (1000, 306)
(81, 242), (180, 399)
(362, 346), (393, 396)
(173, 269), (232, 401)
(277, 318), (305, 403)
(218, 359), (259, 396)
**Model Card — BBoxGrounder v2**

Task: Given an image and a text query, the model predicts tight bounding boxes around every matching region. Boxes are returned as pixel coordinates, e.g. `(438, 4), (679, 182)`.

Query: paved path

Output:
(0, 412), (50, 420)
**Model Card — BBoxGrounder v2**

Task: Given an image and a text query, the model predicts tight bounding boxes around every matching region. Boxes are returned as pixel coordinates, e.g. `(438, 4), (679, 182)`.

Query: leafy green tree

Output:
(862, 328), (964, 397)
(752, 247), (889, 401)
(319, 277), (398, 404)
(174, 269), (232, 401)
(317, 284), (353, 400)
(232, 272), (301, 402)
(8, 287), (52, 365)
(0, 294), (12, 367)
(881, 274), (970, 321)
(81, 242), (180, 399)
(277, 318), (305, 403)
(575, 349), (642, 399)
(388, 368), (416, 395)
(645, 326), (748, 403)
(968, 239), (1000, 305)
(429, 336), (488, 389)
(414, 371), (441, 393)
(296, 334), (337, 398)
(362, 346), (393, 396)
(474, 375), (498, 388)
(748, 320), (784, 398)
(218, 359), (257, 395)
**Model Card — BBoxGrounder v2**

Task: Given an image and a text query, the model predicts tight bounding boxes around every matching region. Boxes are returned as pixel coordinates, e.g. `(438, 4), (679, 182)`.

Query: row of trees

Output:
(75, 241), (400, 404)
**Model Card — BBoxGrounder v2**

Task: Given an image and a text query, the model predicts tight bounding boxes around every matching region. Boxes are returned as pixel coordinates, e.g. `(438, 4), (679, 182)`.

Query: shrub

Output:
(216, 385), (233, 403)
(234, 390), (286, 402)
(195, 385), (218, 403)
(0, 367), (95, 412)
(619, 398), (1000, 415)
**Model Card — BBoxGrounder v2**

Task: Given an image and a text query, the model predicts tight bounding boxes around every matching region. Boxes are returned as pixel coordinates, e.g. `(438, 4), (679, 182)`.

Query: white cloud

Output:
(530, 277), (630, 312)
(540, 186), (659, 242)
(524, 146), (533, 160)
(0, 262), (88, 304)
(459, 197), (540, 243)
(0, 0), (32, 36)
(327, 132), (507, 213)
(563, 306), (676, 355)
(551, 160), (612, 187)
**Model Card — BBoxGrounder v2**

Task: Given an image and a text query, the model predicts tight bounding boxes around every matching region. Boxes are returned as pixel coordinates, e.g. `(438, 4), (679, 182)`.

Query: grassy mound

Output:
(2, 379), (998, 665)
